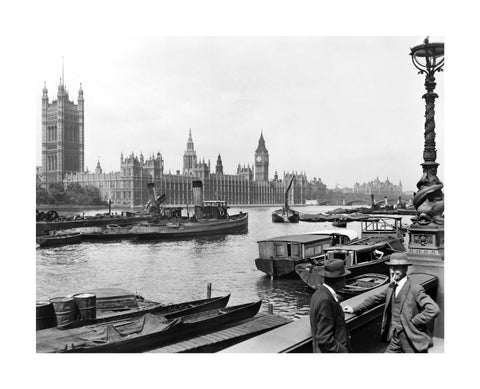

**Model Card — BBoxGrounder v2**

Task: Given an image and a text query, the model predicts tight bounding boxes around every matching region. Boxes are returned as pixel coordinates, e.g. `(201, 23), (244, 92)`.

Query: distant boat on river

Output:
(60, 181), (248, 241)
(272, 176), (300, 223)
(36, 232), (82, 248)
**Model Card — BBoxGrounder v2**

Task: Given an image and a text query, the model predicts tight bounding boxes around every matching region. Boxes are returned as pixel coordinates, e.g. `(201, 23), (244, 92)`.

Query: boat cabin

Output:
(320, 244), (385, 267)
(317, 238), (401, 267)
(201, 200), (229, 219)
(307, 229), (358, 246)
(161, 207), (183, 218)
(257, 234), (333, 261)
(361, 216), (404, 239)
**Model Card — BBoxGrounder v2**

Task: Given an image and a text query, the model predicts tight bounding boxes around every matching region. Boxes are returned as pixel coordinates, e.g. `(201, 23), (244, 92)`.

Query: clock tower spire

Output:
(254, 130), (269, 181)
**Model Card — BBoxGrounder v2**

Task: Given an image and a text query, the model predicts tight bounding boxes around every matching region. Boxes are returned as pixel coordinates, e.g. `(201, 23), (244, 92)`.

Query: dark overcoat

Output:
(310, 285), (350, 353)
(353, 277), (440, 352)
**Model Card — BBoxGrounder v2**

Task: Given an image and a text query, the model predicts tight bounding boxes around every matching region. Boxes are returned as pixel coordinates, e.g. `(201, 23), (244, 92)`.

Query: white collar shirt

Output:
(323, 283), (339, 302)
(394, 276), (407, 298)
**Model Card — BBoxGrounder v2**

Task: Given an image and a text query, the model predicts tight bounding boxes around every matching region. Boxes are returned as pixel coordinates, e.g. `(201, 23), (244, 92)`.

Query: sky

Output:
(34, 36), (444, 192)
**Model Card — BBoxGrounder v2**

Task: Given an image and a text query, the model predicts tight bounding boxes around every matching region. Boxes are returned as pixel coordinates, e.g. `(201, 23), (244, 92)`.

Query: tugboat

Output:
(72, 180), (248, 241)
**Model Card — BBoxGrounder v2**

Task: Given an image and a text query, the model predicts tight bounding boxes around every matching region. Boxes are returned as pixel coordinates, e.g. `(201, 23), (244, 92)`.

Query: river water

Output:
(36, 206), (413, 320)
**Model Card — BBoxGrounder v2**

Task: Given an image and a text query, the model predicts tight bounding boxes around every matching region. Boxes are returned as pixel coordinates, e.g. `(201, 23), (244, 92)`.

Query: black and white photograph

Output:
(4, 1), (477, 388)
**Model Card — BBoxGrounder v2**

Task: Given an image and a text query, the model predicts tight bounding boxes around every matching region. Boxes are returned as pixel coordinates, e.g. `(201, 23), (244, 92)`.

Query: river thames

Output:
(36, 206), (413, 320)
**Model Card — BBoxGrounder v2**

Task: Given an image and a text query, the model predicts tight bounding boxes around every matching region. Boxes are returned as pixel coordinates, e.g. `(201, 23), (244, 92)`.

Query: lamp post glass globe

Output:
(410, 36), (444, 75)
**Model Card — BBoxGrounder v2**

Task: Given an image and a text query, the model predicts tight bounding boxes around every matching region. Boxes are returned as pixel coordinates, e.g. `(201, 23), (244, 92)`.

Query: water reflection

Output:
(255, 276), (313, 319)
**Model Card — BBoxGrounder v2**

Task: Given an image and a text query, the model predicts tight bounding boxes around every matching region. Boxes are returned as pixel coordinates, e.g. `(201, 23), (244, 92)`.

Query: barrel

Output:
(73, 293), (96, 320)
(50, 296), (77, 327)
(36, 301), (56, 330)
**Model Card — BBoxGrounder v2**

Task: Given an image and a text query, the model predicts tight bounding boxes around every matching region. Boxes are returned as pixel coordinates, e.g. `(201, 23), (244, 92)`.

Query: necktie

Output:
(392, 282), (398, 298)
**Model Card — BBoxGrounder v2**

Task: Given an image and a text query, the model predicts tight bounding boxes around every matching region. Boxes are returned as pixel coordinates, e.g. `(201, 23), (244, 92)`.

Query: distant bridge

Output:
(316, 198), (399, 207)
(344, 199), (369, 206)
(317, 200), (343, 206)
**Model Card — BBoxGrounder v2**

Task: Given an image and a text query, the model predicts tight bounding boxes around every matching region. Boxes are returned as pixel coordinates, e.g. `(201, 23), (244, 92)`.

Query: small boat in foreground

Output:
(36, 287), (230, 331)
(37, 300), (262, 353)
(67, 294), (231, 329)
(337, 273), (389, 301)
(36, 232), (82, 248)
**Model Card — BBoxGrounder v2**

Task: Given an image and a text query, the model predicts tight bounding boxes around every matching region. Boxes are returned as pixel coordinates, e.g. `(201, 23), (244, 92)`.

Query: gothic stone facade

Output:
(42, 80), (84, 183)
(64, 132), (308, 206)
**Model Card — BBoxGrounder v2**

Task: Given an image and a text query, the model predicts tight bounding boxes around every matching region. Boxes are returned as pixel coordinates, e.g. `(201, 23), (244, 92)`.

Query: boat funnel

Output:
(192, 180), (204, 219)
(147, 182), (157, 204)
(146, 182), (159, 214)
(371, 194), (375, 208)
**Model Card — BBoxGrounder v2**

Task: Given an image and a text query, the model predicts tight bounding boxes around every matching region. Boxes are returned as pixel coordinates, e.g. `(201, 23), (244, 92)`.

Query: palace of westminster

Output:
(39, 79), (403, 207)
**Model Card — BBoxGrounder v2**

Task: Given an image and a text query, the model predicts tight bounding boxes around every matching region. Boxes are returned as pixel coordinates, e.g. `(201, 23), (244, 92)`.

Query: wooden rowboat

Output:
(37, 300), (262, 353)
(337, 273), (389, 301)
(63, 294), (231, 329)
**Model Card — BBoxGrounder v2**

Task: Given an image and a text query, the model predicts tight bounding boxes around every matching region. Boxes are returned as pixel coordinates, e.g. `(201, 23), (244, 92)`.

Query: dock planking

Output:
(146, 314), (291, 353)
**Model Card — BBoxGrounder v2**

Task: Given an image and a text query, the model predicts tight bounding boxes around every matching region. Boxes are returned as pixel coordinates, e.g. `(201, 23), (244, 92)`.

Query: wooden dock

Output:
(146, 314), (291, 353)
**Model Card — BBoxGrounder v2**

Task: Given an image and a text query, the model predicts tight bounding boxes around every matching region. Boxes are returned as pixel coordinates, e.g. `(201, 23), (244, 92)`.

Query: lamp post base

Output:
(408, 222), (444, 257)
(407, 223), (444, 338)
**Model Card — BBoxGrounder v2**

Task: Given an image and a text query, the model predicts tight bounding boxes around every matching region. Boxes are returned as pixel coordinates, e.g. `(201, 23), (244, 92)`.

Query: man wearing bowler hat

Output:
(343, 252), (439, 353)
(310, 259), (351, 353)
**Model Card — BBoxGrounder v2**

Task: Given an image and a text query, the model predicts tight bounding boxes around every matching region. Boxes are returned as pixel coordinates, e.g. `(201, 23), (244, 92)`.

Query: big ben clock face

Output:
(256, 156), (262, 162)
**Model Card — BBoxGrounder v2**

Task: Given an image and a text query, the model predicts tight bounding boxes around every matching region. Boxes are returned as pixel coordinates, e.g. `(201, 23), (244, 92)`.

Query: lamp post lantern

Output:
(408, 36), (444, 256)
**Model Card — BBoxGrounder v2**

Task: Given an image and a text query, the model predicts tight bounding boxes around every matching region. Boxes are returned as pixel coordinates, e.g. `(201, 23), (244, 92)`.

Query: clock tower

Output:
(254, 131), (269, 181)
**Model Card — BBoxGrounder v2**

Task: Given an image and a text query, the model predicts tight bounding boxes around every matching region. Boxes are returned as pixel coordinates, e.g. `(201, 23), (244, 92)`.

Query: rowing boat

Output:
(64, 294), (231, 329)
(37, 300), (262, 353)
(337, 273), (389, 301)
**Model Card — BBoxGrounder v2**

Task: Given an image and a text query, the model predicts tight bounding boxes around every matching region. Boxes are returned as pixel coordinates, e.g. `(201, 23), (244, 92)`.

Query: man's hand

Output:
(343, 305), (354, 314)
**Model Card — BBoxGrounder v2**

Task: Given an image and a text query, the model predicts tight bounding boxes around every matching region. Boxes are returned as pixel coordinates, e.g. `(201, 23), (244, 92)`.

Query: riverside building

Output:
(64, 131), (312, 207)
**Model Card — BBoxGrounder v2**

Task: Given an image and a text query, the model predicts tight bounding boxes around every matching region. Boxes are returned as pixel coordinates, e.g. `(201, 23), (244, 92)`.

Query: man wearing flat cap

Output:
(343, 252), (440, 353)
(310, 259), (351, 353)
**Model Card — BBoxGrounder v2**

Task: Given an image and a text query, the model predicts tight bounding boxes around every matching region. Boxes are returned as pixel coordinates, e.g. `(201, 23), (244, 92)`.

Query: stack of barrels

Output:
(36, 293), (97, 330)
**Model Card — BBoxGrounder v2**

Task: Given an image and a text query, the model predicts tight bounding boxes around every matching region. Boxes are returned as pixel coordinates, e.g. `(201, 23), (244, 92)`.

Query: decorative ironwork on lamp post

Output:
(409, 37), (444, 227)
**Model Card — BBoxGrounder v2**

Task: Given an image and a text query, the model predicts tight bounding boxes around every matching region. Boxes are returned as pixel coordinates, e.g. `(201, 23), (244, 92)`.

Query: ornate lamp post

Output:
(408, 37), (444, 256)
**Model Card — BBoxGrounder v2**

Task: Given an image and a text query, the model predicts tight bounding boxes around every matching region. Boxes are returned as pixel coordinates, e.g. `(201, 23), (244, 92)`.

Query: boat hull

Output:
(36, 233), (82, 247)
(36, 215), (153, 235)
(255, 258), (304, 278)
(61, 294), (231, 329)
(295, 257), (390, 290)
(37, 300), (262, 353)
(336, 273), (389, 301)
(132, 213), (248, 240)
(271, 209), (299, 223)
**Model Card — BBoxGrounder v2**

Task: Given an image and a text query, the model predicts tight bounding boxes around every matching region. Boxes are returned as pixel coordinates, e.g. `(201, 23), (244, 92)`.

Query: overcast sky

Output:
(35, 36), (444, 192)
